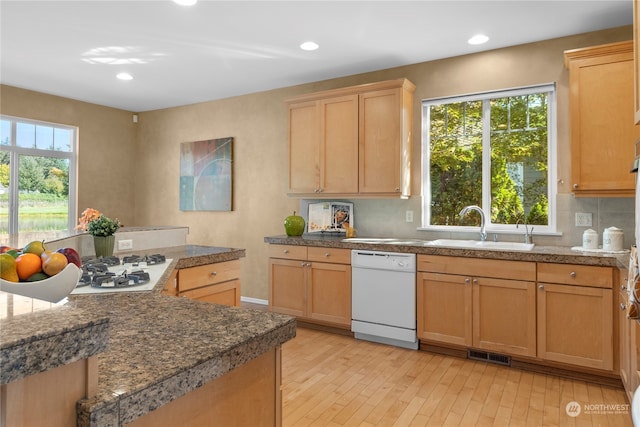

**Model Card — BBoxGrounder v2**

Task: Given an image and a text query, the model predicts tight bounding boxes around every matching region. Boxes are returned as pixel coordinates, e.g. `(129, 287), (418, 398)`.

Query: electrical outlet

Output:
(405, 210), (414, 223)
(575, 212), (593, 227)
(118, 239), (133, 250)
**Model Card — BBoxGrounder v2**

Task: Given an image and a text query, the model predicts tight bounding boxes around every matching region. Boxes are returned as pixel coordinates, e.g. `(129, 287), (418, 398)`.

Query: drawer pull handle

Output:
(538, 285), (544, 290)
(283, 249), (289, 254)
(324, 253), (330, 257)
(211, 272), (217, 276)
(570, 271), (576, 278)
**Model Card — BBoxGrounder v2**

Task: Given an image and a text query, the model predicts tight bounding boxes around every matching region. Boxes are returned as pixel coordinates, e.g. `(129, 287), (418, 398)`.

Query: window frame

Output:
(420, 83), (558, 234)
(1, 114), (78, 240)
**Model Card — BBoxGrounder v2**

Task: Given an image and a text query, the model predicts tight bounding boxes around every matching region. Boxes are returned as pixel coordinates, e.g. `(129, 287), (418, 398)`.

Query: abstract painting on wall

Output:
(180, 137), (233, 211)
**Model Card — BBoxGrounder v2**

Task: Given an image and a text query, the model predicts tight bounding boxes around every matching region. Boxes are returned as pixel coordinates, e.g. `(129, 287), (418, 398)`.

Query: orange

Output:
(15, 253), (43, 281)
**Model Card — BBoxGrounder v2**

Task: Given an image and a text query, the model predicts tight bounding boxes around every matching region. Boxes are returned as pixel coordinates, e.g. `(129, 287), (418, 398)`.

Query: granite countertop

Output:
(2, 244), (295, 427)
(75, 293), (295, 427)
(0, 292), (110, 385)
(264, 235), (630, 268)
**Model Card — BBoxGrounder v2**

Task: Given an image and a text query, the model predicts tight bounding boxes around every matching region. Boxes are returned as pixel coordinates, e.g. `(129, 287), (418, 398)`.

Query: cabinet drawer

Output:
(537, 263), (612, 288)
(178, 260), (240, 292)
(179, 280), (240, 307)
(417, 255), (535, 281)
(268, 244), (308, 260)
(307, 247), (351, 264)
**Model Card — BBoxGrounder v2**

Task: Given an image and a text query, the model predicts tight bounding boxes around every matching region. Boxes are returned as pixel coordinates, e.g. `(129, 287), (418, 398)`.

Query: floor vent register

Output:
(467, 349), (512, 366)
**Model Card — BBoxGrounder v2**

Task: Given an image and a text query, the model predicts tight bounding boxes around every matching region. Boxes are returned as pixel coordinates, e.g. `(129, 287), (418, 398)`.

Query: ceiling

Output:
(0, 1), (633, 112)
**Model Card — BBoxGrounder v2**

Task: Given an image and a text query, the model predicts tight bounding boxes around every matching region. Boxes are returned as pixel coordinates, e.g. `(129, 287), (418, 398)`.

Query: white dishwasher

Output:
(351, 249), (418, 350)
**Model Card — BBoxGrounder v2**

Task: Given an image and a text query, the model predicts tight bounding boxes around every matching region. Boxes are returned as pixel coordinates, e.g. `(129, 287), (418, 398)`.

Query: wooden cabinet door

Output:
(634, 0), (640, 124)
(565, 42), (639, 196)
(307, 262), (351, 327)
(417, 272), (472, 346)
(319, 95), (358, 193)
(288, 100), (320, 193)
(473, 277), (536, 357)
(537, 282), (613, 370)
(359, 88), (402, 194)
(268, 258), (306, 317)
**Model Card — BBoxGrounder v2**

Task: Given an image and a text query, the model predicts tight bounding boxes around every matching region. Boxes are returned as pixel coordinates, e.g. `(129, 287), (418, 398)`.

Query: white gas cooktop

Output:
(70, 258), (172, 295)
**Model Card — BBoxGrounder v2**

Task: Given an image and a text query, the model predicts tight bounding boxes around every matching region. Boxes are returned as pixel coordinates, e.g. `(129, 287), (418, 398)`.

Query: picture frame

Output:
(179, 137), (233, 211)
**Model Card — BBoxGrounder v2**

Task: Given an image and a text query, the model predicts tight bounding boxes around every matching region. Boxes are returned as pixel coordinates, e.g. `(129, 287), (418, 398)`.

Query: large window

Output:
(422, 84), (556, 233)
(0, 116), (77, 245)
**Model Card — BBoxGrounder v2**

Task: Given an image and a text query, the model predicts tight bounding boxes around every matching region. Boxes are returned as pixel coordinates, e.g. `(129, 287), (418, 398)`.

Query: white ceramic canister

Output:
(603, 226), (624, 251)
(582, 229), (598, 250)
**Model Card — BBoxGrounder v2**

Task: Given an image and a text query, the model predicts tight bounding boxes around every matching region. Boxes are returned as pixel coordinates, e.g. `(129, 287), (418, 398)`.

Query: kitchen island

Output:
(2, 245), (296, 427)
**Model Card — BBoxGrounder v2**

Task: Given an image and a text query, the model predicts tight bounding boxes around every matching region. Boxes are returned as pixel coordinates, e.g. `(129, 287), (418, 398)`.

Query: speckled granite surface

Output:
(2, 244), (295, 427)
(0, 293), (109, 384)
(264, 235), (629, 267)
(74, 292), (295, 427)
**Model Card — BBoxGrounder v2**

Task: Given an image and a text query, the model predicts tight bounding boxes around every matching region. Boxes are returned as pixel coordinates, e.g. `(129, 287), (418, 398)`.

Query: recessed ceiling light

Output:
(173, 0), (197, 5)
(300, 41), (319, 51)
(116, 72), (133, 81)
(468, 34), (489, 45)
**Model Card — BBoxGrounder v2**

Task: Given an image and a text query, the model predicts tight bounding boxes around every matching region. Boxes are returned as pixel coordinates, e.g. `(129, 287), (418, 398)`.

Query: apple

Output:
(56, 247), (82, 268)
(284, 211), (305, 237)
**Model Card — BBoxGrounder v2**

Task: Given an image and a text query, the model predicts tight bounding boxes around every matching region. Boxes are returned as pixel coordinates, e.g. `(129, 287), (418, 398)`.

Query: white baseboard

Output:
(240, 296), (268, 306)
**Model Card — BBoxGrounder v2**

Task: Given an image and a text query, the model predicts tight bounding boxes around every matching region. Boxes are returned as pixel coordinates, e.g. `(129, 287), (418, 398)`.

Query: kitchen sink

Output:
(425, 239), (535, 251)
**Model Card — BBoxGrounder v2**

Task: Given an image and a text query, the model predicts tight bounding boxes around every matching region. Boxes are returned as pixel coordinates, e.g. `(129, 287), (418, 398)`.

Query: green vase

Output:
(94, 235), (115, 258)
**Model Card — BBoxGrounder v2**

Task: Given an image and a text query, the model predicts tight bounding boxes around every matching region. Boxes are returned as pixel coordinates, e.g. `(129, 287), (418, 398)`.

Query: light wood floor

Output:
(281, 327), (633, 427)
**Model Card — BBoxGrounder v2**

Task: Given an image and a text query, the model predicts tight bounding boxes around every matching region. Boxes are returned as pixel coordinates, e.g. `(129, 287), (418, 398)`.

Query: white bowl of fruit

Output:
(0, 241), (82, 303)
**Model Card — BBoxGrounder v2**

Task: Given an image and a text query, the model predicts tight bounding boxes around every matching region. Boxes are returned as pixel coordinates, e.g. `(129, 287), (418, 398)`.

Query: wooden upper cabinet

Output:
(286, 79), (415, 198)
(320, 95), (359, 194)
(564, 41), (640, 197)
(359, 85), (413, 195)
(635, 0), (640, 124)
(288, 100), (320, 193)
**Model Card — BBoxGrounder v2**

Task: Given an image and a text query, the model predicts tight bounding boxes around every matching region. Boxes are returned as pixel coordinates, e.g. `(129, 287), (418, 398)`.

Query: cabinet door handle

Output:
(621, 303), (627, 311)
(573, 183), (579, 189)
(538, 284), (544, 290)
(622, 285), (627, 291)
(570, 271), (576, 278)
(472, 278), (478, 285)
(464, 278), (470, 284)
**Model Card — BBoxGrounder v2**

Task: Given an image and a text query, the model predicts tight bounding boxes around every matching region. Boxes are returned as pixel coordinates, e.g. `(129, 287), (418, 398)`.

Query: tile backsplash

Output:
(300, 194), (636, 249)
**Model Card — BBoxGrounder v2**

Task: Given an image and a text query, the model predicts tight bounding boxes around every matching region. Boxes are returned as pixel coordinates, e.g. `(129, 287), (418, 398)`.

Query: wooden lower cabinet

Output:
(417, 272), (472, 347)
(1, 357), (97, 427)
(537, 263), (614, 371)
(473, 277), (537, 357)
(162, 260), (241, 307)
(125, 347), (282, 427)
(269, 245), (351, 328)
(417, 261), (536, 357)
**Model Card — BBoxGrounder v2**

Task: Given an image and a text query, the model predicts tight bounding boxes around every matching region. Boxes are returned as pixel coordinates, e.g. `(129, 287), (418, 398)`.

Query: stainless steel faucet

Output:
(516, 219), (534, 244)
(459, 205), (487, 241)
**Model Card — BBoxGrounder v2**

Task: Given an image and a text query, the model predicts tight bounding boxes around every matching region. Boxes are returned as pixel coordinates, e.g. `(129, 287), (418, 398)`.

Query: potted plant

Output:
(77, 208), (122, 257)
